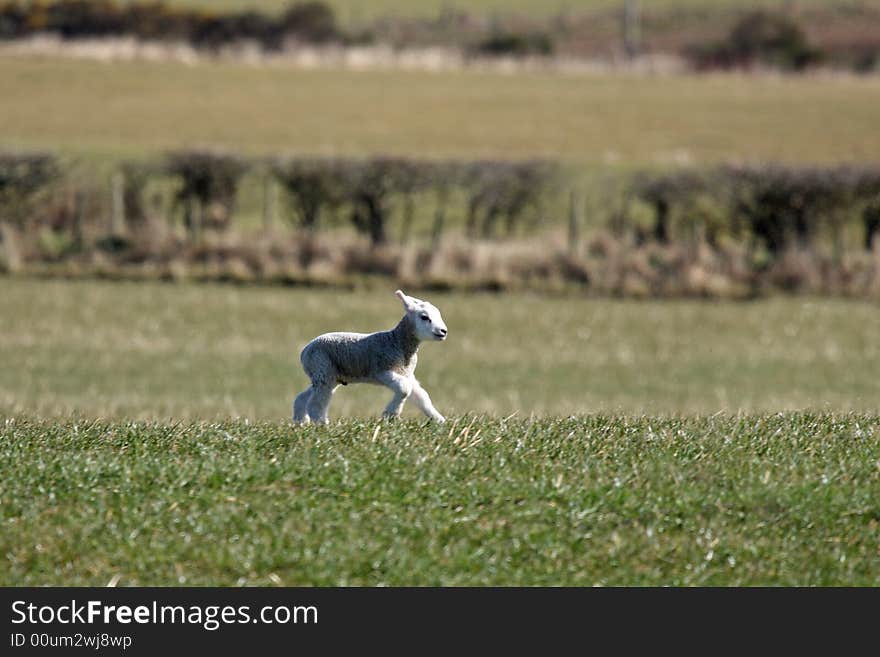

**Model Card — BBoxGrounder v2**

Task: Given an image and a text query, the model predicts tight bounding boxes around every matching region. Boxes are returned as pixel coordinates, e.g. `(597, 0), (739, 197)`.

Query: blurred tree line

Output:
(0, 150), (559, 251)
(626, 165), (880, 256)
(2, 150), (879, 261)
(0, 0), (342, 50)
(1, 2), (876, 72)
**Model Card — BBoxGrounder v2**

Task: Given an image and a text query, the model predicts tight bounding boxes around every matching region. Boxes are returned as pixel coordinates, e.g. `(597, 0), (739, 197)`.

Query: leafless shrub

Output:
(464, 159), (558, 239)
(272, 156), (350, 233)
(165, 150), (248, 239)
(0, 151), (60, 228)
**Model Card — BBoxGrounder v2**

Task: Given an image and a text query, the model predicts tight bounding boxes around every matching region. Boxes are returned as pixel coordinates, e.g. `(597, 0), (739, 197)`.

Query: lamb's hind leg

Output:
(292, 387), (313, 424)
(306, 383), (337, 425)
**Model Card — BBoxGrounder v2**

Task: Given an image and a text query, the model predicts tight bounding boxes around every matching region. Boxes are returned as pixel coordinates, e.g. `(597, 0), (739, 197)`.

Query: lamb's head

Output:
(395, 289), (448, 342)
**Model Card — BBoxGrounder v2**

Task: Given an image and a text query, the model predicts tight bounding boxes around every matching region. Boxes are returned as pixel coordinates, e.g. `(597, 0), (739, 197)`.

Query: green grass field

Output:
(3, 0), (880, 587)
(2, 278), (880, 419)
(3, 414), (879, 585)
(2, 56), (880, 165)
(2, 279), (879, 585)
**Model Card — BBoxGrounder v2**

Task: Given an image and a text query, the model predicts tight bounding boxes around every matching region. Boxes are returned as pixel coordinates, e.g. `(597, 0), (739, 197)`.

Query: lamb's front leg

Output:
(378, 372), (412, 419)
(410, 379), (445, 423)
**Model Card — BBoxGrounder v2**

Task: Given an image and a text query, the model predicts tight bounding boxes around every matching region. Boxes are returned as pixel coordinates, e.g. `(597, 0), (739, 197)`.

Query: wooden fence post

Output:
(110, 171), (125, 235)
(431, 207), (445, 251)
(73, 189), (85, 248)
(399, 194), (415, 245)
(623, 0), (641, 60)
(262, 175), (277, 235)
(568, 190), (580, 255)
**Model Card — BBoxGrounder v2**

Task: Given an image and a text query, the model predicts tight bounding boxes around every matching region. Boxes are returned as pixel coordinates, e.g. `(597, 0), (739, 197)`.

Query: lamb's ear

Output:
(395, 289), (412, 308)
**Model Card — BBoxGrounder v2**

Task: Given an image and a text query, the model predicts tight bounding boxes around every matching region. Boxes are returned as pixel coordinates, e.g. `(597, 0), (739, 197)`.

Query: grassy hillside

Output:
(2, 414), (878, 585)
(2, 56), (880, 164)
(1, 278), (879, 419)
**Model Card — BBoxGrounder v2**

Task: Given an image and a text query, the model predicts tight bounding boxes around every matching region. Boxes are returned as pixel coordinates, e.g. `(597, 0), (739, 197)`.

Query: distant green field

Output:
(3, 56), (880, 165)
(2, 278), (879, 419)
(2, 414), (879, 585)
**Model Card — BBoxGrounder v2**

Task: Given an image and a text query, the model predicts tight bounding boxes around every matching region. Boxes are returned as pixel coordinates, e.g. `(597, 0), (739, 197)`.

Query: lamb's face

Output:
(396, 290), (448, 342)
(411, 300), (448, 342)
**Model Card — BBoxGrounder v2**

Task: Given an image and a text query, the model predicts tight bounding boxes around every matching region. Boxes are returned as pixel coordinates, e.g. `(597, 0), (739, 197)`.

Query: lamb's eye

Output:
(420, 314), (430, 321)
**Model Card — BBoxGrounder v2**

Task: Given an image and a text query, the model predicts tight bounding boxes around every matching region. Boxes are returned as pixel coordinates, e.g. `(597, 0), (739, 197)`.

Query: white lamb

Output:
(292, 290), (448, 424)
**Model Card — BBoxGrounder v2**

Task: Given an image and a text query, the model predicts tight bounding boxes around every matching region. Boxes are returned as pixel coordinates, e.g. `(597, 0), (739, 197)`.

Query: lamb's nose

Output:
(438, 328), (448, 336)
